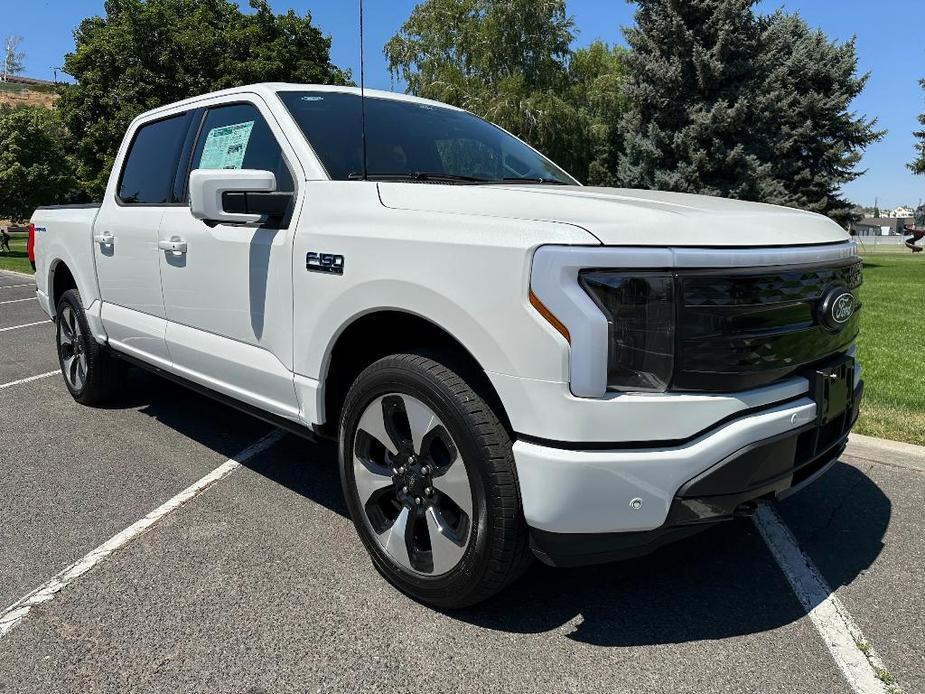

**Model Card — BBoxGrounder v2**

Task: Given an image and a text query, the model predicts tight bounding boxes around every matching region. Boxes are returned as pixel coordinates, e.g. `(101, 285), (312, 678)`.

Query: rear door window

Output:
(118, 113), (191, 204)
(189, 103), (294, 193)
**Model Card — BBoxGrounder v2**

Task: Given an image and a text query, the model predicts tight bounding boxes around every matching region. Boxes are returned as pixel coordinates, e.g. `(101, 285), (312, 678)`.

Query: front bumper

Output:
(514, 381), (862, 567)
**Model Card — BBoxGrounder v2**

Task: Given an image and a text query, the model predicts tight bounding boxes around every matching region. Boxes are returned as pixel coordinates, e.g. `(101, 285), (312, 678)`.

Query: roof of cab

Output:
(132, 82), (465, 125)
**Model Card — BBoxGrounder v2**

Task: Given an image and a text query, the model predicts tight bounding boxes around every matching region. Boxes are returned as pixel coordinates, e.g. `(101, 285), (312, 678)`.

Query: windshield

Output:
(278, 91), (577, 185)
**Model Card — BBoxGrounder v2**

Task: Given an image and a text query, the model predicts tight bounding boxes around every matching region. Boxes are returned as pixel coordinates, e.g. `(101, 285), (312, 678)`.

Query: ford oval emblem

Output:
(818, 287), (856, 331)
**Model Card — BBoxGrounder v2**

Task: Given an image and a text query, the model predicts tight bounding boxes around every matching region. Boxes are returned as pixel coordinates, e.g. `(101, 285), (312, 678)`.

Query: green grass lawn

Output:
(855, 253), (925, 445)
(0, 234), (33, 274)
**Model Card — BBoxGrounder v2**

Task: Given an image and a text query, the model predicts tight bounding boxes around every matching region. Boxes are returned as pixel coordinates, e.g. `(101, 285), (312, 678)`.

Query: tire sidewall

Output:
(55, 290), (96, 402)
(339, 359), (500, 606)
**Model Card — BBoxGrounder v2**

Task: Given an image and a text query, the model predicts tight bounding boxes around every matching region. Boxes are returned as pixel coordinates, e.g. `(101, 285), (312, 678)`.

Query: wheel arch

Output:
(319, 309), (512, 438)
(48, 258), (78, 317)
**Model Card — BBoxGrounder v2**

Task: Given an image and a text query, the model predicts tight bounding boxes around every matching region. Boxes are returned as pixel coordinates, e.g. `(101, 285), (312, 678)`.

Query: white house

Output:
(887, 206), (916, 218)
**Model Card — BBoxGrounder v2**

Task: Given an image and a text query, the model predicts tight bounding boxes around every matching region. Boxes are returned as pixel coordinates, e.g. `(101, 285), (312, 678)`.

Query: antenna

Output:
(359, 0), (369, 181)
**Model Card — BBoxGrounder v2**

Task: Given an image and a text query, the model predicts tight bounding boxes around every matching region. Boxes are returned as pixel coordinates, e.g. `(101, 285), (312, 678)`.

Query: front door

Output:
(157, 99), (301, 420)
(95, 111), (195, 365)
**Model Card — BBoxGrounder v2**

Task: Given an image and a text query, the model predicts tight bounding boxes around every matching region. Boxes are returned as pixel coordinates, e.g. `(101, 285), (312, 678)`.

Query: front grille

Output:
(673, 259), (862, 391)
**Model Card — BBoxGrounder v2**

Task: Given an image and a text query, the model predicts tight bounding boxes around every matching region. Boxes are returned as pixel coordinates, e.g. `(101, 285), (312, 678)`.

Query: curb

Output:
(845, 433), (925, 474)
(0, 268), (36, 279)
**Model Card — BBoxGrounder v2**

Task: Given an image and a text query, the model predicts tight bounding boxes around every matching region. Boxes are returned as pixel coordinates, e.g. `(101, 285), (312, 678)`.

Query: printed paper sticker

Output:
(199, 121), (255, 170)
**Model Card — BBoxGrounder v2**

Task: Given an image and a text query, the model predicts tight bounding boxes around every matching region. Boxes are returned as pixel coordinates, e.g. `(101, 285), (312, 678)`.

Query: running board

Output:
(110, 350), (321, 443)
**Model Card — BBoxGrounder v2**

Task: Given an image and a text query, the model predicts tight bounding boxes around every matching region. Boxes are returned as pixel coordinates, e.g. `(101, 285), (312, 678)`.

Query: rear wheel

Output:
(55, 289), (124, 405)
(339, 353), (531, 608)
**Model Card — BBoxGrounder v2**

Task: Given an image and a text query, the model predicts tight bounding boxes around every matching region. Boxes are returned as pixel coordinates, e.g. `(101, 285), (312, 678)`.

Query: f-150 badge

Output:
(306, 252), (345, 275)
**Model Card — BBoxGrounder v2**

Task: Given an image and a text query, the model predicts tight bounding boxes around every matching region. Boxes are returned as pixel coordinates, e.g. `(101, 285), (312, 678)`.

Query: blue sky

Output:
(4, 0), (924, 209)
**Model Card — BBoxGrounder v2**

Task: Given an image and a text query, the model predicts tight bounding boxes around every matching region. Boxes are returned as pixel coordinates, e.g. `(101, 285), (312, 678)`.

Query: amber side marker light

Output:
(529, 290), (571, 343)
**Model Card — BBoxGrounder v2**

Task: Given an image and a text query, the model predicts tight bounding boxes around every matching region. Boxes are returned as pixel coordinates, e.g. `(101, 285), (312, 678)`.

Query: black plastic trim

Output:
(530, 380), (861, 568)
(110, 350), (317, 442)
(173, 107), (207, 203)
(34, 203), (101, 210)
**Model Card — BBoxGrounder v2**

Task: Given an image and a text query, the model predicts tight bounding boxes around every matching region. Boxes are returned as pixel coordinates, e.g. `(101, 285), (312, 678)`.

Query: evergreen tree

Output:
(618, 0), (776, 200)
(619, 0), (881, 226)
(756, 13), (881, 227)
(385, 0), (626, 183)
(58, 0), (350, 198)
(911, 78), (925, 176)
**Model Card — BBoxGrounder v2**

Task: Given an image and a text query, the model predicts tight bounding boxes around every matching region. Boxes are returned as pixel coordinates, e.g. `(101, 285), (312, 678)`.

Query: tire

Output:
(55, 289), (125, 405)
(339, 352), (532, 609)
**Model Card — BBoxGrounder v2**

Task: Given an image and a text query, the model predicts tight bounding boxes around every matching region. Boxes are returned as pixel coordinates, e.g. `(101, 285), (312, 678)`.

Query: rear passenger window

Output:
(118, 114), (190, 204)
(190, 103), (294, 192)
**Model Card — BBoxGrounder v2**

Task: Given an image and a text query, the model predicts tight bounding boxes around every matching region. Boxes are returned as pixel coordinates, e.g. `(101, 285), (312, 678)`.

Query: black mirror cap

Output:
(221, 191), (294, 227)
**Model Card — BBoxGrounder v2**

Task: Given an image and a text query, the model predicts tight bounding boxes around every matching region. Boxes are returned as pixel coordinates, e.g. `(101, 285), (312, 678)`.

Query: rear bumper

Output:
(515, 382), (862, 567)
(36, 289), (51, 318)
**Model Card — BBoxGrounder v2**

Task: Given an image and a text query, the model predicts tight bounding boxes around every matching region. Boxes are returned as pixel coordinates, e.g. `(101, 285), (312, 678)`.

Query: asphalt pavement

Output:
(0, 269), (920, 693)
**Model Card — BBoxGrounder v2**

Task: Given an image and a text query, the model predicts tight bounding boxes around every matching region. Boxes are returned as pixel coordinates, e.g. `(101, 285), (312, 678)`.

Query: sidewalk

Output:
(846, 433), (925, 474)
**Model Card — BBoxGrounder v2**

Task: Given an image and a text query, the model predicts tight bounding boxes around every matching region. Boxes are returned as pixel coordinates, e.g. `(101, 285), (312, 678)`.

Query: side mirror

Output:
(189, 169), (277, 224)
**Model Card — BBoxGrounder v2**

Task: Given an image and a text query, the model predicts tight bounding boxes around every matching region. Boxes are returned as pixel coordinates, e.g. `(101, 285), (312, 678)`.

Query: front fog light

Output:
(579, 271), (675, 392)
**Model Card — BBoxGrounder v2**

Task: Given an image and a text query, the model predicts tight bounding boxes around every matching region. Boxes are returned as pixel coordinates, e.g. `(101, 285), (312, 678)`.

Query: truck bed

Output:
(31, 204), (103, 319)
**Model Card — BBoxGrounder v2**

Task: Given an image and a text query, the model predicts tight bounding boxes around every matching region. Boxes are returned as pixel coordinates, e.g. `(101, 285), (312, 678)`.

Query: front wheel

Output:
(339, 353), (531, 608)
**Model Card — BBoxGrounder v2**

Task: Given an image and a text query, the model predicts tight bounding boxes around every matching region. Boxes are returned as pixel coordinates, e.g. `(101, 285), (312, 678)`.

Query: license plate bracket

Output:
(812, 357), (855, 425)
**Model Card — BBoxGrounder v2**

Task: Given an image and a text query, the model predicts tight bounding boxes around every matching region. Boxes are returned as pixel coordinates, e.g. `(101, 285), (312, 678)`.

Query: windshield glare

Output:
(278, 91), (576, 185)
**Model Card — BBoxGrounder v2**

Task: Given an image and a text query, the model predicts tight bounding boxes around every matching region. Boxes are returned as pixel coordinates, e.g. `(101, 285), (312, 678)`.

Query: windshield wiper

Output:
(496, 177), (572, 185)
(347, 172), (489, 183)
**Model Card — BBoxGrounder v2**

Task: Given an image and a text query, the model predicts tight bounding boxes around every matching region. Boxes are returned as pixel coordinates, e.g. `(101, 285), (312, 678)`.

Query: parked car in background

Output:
(31, 84), (863, 608)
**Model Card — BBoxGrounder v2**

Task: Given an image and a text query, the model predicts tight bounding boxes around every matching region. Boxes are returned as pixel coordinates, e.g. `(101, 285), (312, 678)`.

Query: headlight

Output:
(578, 272), (675, 392)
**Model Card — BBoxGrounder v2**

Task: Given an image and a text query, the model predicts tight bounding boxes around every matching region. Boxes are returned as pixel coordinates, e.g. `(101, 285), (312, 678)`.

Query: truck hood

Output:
(378, 183), (849, 247)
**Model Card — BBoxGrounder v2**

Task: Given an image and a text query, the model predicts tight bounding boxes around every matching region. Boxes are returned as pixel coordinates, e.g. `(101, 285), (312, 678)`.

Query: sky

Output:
(2, 0), (923, 209)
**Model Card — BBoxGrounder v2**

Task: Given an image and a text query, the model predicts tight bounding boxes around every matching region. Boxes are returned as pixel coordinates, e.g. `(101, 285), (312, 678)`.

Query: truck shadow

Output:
(249, 439), (890, 648)
(120, 369), (888, 648)
(453, 461), (888, 646)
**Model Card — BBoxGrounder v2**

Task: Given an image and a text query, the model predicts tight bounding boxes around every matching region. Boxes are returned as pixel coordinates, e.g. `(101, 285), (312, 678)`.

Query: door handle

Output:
(93, 232), (114, 246)
(158, 237), (188, 255)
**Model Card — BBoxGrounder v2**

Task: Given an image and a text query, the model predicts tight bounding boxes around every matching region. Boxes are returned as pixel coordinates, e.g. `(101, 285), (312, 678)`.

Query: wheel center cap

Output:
(404, 465), (426, 496)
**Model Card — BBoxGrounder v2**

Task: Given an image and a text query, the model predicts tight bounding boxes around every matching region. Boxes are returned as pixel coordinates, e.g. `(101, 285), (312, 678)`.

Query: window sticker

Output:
(199, 120), (255, 170)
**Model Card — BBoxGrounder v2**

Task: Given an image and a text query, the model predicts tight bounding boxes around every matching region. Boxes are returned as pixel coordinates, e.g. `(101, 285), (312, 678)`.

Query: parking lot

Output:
(0, 267), (922, 694)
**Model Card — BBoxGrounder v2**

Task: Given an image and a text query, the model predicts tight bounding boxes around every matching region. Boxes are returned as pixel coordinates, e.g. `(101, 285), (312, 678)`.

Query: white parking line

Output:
(754, 504), (899, 694)
(0, 284), (34, 290)
(0, 297), (35, 306)
(0, 429), (285, 638)
(0, 320), (49, 333)
(0, 370), (61, 390)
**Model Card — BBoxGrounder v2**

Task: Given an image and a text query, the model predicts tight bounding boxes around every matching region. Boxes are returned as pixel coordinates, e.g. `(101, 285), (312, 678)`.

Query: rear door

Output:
(95, 111), (197, 365)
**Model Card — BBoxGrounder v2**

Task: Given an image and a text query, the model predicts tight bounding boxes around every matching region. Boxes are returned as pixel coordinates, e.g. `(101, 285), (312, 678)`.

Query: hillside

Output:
(0, 76), (58, 109)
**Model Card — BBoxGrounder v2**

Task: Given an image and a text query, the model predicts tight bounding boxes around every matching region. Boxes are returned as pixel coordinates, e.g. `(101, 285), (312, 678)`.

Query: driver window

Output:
(190, 103), (294, 193)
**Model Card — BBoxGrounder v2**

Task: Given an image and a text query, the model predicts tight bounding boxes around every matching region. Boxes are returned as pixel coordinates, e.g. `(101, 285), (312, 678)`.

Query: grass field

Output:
(0, 233), (32, 274)
(855, 253), (925, 445)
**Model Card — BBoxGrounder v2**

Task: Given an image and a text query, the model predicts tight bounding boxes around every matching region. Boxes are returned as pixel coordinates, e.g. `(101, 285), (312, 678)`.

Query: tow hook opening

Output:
(733, 500), (759, 518)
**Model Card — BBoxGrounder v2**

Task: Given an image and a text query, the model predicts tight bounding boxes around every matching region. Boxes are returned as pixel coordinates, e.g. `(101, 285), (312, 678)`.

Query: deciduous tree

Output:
(1, 35), (25, 82)
(58, 0), (350, 198)
(0, 106), (78, 222)
(385, 0), (626, 183)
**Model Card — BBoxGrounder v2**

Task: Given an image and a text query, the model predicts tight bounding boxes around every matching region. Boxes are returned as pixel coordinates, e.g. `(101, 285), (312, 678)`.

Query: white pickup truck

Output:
(32, 83), (863, 608)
